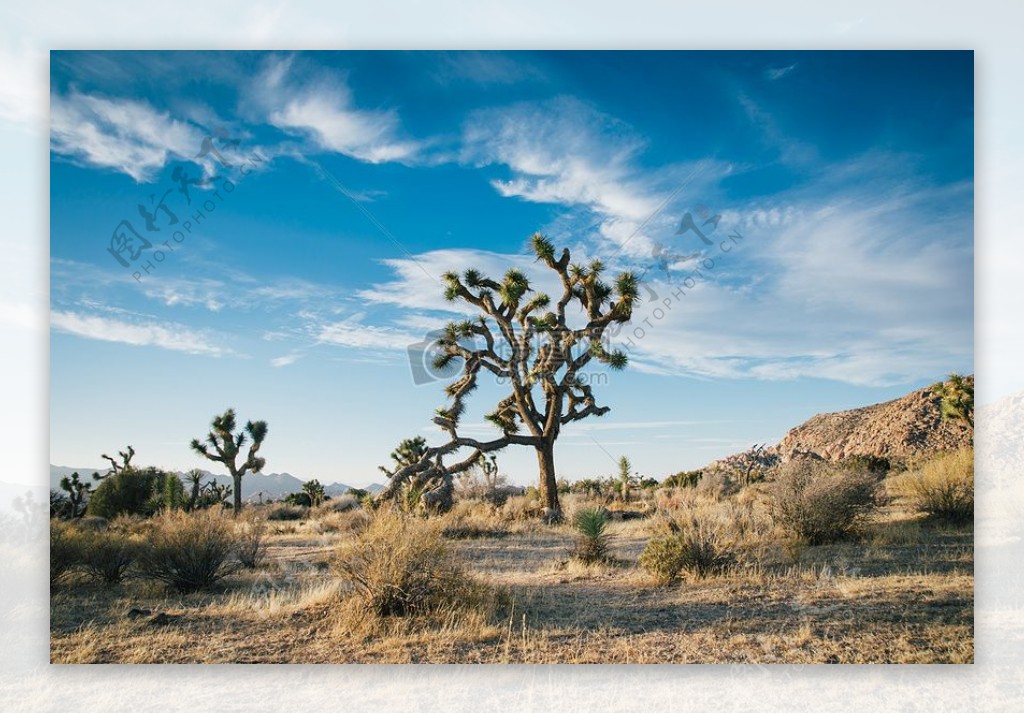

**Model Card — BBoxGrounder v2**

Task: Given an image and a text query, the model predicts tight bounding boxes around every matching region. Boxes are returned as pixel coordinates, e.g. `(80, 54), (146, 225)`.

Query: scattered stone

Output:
(147, 612), (181, 627)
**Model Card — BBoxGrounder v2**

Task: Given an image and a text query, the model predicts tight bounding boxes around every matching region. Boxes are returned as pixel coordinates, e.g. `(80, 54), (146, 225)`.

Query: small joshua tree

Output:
(184, 469), (206, 511)
(932, 373), (974, 429)
(379, 234), (637, 521)
(59, 471), (91, 519)
(302, 479), (326, 509)
(617, 456), (633, 501)
(206, 482), (233, 508)
(379, 437), (428, 478)
(190, 408), (268, 516)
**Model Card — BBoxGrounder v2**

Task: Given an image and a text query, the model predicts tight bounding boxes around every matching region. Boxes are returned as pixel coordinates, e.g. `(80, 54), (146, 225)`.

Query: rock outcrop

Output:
(774, 377), (973, 463)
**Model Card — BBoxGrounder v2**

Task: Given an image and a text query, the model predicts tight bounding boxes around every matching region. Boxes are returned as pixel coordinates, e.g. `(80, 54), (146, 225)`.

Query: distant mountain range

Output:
(48, 465), (383, 502)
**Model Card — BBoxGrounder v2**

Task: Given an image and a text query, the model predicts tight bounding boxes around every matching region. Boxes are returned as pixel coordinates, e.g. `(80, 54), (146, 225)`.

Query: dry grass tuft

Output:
(234, 513), (268, 569)
(889, 447), (973, 523)
(333, 510), (500, 622)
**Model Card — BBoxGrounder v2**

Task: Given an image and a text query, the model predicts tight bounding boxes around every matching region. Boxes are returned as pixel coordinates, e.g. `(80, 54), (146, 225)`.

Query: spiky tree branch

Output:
(98, 445), (135, 480)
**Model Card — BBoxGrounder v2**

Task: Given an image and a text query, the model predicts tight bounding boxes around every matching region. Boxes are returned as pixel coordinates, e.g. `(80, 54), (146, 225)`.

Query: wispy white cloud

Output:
(765, 63), (798, 80)
(314, 312), (418, 351)
(462, 96), (732, 257)
(50, 91), (206, 182)
(256, 55), (420, 164)
(51, 310), (231, 356)
(615, 179), (973, 387)
(270, 353), (302, 367)
(358, 248), (567, 315)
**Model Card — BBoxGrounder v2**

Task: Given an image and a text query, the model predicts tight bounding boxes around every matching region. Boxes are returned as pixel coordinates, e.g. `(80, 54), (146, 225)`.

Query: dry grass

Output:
(889, 447), (974, 523)
(51, 489), (973, 664)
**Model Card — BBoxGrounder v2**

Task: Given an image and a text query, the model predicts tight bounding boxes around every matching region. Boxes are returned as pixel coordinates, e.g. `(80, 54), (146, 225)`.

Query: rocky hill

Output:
(774, 377), (973, 463)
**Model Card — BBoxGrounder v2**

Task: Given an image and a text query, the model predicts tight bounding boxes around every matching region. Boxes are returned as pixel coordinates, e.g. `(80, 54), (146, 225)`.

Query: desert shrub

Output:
(570, 478), (607, 497)
(891, 448), (973, 523)
(334, 511), (487, 618)
(137, 510), (239, 592)
(50, 519), (83, 585)
(441, 500), (507, 539)
(838, 454), (892, 477)
(266, 503), (307, 521)
(500, 492), (542, 522)
(570, 508), (612, 563)
(311, 508), (372, 535)
(78, 529), (139, 584)
(283, 492), (314, 508)
(315, 494), (358, 514)
(235, 514), (268, 569)
(639, 514), (735, 583)
(86, 467), (185, 519)
(768, 461), (878, 544)
(696, 470), (741, 500)
(50, 490), (72, 519)
(79, 516), (111, 531)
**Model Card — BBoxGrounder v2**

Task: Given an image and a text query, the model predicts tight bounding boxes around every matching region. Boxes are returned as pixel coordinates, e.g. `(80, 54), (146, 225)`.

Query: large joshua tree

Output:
(380, 234), (637, 521)
(189, 408), (268, 515)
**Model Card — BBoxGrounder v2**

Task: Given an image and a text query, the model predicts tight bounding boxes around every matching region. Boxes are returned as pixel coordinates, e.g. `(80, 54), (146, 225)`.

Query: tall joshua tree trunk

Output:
(536, 441), (559, 519)
(229, 467), (242, 515)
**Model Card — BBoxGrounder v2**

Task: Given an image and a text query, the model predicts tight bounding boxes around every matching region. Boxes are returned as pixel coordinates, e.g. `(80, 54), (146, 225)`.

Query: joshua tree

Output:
(378, 436), (428, 478)
(59, 471), (91, 518)
(379, 234), (637, 521)
(190, 408), (268, 515)
(479, 453), (502, 490)
(183, 469), (206, 511)
(98, 445), (135, 480)
(207, 482), (233, 507)
(302, 479), (326, 508)
(617, 456), (633, 501)
(932, 373), (974, 429)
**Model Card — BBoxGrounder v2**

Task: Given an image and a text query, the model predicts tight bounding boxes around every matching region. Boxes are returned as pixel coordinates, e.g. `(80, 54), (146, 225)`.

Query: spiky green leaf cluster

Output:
(531, 233), (555, 262)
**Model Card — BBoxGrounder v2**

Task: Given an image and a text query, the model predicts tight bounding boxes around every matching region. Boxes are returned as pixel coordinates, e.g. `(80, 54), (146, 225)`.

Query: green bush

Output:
(86, 467), (185, 519)
(892, 448), (973, 523)
(639, 516), (734, 583)
(137, 510), (239, 592)
(768, 461), (878, 544)
(570, 507), (612, 563)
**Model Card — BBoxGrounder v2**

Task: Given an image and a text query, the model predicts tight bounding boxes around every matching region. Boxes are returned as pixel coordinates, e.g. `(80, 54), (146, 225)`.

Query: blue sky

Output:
(49, 50), (974, 487)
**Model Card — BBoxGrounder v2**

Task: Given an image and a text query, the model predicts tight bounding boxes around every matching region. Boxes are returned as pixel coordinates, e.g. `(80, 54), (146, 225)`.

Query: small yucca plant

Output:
(571, 507), (612, 564)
